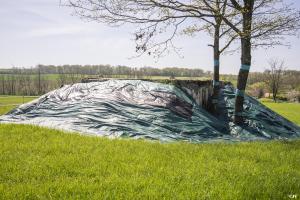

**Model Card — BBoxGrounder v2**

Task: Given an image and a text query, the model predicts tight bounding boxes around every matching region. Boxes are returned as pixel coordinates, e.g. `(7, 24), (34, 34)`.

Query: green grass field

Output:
(0, 124), (299, 199)
(0, 96), (299, 199)
(0, 74), (61, 81)
(261, 98), (300, 125)
(0, 96), (37, 115)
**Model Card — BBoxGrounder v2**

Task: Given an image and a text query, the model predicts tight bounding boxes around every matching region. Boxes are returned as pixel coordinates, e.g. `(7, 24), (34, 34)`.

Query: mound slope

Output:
(218, 85), (300, 140)
(0, 80), (299, 142)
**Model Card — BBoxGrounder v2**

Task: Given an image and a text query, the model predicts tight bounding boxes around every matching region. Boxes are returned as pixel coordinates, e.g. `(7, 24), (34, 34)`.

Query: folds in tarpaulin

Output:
(0, 80), (299, 142)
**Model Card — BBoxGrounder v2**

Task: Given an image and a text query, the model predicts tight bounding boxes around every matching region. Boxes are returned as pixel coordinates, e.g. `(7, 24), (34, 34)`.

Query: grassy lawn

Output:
(0, 124), (299, 199)
(0, 96), (299, 199)
(0, 96), (37, 115)
(261, 98), (300, 125)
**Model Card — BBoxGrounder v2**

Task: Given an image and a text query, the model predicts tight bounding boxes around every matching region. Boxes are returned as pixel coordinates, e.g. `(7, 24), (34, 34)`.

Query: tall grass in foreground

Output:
(0, 124), (299, 199)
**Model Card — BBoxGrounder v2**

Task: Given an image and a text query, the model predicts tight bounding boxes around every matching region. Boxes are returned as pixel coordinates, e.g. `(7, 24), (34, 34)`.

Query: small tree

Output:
(218, 0), (300, 123)
(265, 59), (285, 102)
(184, 0), (239, 112)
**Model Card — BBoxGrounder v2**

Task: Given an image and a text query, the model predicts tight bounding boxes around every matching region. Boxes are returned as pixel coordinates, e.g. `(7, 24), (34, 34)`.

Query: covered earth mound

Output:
(0, 80), (299, 142)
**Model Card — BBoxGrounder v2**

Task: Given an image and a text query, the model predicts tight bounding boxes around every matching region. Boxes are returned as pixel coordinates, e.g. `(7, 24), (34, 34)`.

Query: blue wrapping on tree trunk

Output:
(214, 60), (220, 66)
(213, 60), (220, 89)
(236, 89), (245, 97)
(240, 64), (250, 71)
(213, 80), (220, 87)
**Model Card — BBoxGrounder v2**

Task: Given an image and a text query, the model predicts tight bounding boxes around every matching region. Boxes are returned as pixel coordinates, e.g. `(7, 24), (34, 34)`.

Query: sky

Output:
(0, 0), (300, 74)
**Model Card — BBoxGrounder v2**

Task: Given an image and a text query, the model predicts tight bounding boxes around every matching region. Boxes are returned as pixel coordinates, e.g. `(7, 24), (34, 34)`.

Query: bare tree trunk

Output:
(1, 76), (4, 95)
(272, 81), (277, 102)
(38, 66), (41, 95)
(234, 3), (253, 124)
(234, 0), (254, 124)
(234, 37), (252, 124)
(212, 24), (221, 113)
(268, 59), (284, 102)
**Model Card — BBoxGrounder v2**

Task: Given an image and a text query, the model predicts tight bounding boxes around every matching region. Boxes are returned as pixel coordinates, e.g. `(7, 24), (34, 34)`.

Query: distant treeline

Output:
(246, 70), (300, 101)
(0, 64), (211, 96)
(222, 70), (300, 89)
(0, 64), (211, 77)
(0, 65), (299, 97)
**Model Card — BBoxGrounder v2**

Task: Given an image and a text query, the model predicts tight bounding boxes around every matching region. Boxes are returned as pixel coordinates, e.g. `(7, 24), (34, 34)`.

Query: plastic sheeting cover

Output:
(218, 85), (300, 140)
(0, 80), (299, 142)
(0, 80), (229, 142)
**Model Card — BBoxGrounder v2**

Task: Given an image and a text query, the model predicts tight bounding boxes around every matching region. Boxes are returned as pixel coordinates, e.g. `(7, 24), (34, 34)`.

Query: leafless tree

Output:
(0, 75), (5, 95)
(24, 74), (32, 96)
(266, 59), (285, 102)
(69, 68), (77, 84)
(38, 65), (41, 95)
(58, 66), (67, 86)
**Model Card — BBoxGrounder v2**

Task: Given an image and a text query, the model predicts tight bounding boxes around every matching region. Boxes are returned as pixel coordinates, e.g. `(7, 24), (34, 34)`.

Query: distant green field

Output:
(0, 74), (60, 81)
(0, 124), (299, 199)
(0, 96), (300, 199)
(0, 96), (37, 105)
(0, 96), (37, 115)
(261, 98), (300, 125)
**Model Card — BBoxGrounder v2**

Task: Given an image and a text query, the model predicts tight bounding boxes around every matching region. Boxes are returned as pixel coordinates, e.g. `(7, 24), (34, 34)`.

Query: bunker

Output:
(0, 79), (299, 142)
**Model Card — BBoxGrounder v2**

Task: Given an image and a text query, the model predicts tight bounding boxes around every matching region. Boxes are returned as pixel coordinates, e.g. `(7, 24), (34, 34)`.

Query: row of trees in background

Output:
(247, 60), (300, 102)
(0, 68), (63, 96)
(0, 65), (210, 78)
(1, 64), (299, 102)
(0, 65), (211, 96)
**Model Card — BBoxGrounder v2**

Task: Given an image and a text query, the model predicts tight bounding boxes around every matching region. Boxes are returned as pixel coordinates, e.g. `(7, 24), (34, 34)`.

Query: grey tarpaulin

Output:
(0, 80), (299, 142)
